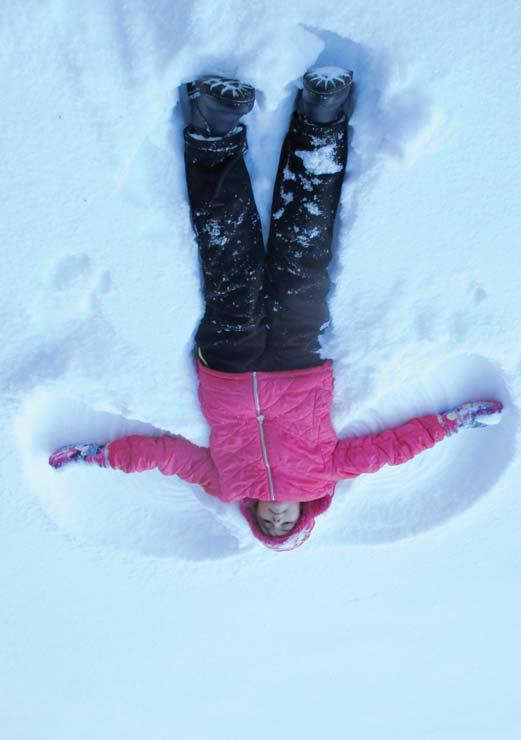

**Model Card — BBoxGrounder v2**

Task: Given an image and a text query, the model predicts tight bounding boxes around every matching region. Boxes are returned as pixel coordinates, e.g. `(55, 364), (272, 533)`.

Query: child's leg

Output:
(262, 113), (348, 371)
(184, 124), (267, 372)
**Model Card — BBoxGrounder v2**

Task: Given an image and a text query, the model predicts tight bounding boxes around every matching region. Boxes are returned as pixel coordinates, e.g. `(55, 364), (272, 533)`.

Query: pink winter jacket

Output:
(107, 358), (448, 503)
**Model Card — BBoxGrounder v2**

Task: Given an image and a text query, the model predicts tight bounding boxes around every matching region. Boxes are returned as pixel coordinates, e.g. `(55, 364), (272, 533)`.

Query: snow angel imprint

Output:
(49, 68), (504, 551)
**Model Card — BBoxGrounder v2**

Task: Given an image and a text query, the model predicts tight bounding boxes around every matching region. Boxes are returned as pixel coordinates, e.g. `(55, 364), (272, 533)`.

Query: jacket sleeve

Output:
(107, 435), (220, 497)
(332, 414), (447, 479)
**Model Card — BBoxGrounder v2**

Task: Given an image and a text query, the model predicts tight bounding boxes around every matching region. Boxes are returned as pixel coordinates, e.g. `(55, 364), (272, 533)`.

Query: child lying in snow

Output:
(49, 68), (504, 551)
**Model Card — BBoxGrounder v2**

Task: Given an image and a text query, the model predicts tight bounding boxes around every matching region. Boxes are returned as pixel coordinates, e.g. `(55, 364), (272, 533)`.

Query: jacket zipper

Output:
(252, 371), (276, 501)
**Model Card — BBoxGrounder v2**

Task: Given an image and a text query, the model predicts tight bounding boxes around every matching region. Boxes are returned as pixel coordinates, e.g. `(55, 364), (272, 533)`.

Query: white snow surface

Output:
(2, 1), (521, 739)
(295, 143), (343, 174)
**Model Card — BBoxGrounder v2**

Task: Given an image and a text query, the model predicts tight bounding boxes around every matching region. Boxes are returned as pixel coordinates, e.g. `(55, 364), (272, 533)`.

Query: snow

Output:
(304, 200), (321, 215)
(2, 1), (521, 739)
(295, 143), (344, 174)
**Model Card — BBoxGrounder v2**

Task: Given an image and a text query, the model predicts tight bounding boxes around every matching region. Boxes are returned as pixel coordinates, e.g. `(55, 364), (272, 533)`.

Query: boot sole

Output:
(187, 77), (255, 107)
(179, 81), (254, 134)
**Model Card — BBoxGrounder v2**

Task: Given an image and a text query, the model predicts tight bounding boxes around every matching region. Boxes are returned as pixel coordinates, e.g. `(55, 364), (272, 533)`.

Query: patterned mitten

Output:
(437, 400), (503, 436)
(49, 442), (107, 469)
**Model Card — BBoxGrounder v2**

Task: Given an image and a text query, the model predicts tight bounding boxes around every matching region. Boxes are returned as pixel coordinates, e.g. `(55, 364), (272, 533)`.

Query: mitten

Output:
(437, 400), (503, 437)
(49, 442), (108, 469)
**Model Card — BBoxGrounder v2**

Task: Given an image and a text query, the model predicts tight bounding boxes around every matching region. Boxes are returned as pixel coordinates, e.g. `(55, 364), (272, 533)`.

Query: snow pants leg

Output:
(261, 112), (348, 371)
(184, 113), (348, 373)
(185, 124), (268, 372)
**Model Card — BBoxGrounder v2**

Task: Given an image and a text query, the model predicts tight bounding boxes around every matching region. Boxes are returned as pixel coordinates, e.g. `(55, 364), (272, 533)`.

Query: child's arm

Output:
(49, 435), (220, 496)
(332, 400), (503, 479)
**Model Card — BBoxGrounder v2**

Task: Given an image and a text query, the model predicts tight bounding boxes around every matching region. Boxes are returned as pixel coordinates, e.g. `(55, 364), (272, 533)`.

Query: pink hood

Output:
(239, 495), (333, 551)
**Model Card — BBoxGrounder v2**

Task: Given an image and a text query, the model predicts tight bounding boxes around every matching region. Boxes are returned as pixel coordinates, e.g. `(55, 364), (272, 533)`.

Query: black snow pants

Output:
(183, 111), (348, 373)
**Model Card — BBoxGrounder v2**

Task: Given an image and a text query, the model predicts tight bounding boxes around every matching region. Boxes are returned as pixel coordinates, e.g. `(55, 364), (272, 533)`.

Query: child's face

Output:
(255, 501), (301, 537)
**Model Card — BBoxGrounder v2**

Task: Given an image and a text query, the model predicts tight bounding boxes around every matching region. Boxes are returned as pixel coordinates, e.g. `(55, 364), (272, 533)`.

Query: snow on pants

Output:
(183, 111), (348, 373)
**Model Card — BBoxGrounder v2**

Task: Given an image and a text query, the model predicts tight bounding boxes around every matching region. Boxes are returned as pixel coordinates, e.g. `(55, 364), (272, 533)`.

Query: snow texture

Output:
(2, 2), (521, 739)
(295, 143), (343, 174)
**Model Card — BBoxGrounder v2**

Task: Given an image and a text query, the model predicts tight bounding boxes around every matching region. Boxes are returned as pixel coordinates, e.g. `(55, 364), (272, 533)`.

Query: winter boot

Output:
(181, 75), (256, 138)
(296, 66), (355, 125)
